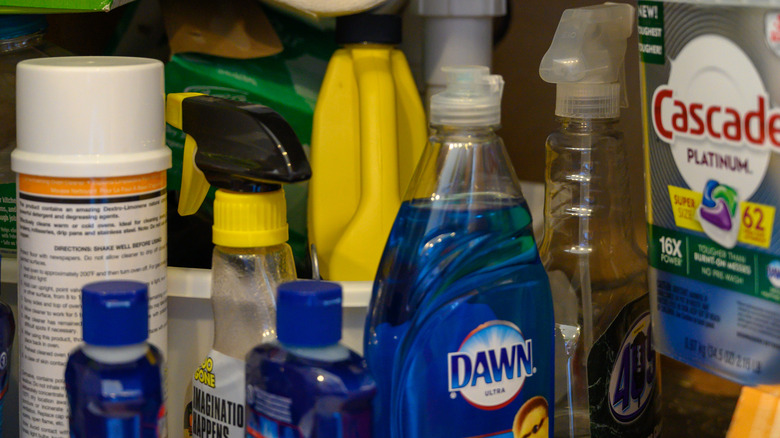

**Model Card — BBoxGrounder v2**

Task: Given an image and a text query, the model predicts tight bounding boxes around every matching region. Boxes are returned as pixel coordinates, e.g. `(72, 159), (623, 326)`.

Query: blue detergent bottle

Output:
(65, 281), (165, 438)
(364, 66), (555, 438)
(246, 280), (376, 437)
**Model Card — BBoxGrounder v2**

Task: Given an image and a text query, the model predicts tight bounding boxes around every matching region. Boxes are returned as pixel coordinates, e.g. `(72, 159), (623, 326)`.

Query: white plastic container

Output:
(12, 56), (171, 437)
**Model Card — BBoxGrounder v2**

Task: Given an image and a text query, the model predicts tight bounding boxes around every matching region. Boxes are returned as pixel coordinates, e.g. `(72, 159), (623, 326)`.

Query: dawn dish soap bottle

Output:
(246, 280), (376, 438)
(365, 66), (555, 438)
(165, 93), (311, 438)
(65, 281), (165, 438)
(538, 4), (660, 437)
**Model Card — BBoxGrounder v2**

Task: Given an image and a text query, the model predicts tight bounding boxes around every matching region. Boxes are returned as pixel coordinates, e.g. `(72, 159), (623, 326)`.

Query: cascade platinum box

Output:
(640, 0), (780, 390)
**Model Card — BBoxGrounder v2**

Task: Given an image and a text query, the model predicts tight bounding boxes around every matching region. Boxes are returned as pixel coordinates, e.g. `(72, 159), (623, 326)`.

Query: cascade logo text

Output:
(653, 91), (780, 149)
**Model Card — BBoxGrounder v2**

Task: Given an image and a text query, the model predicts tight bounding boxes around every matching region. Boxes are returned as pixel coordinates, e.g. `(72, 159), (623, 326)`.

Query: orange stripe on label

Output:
(19, 172), (167, 197)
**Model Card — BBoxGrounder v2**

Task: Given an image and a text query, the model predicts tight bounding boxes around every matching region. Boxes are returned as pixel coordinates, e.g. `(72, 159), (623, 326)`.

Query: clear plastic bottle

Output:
(365, 66), (554, 438)
(539, 117), (659, 437)
(538, 4), (660, 437)
(0, 15), (68, 256)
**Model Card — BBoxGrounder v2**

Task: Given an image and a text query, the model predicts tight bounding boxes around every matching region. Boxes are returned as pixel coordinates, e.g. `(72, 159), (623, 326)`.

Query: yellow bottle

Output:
(308, 13), (427, 281)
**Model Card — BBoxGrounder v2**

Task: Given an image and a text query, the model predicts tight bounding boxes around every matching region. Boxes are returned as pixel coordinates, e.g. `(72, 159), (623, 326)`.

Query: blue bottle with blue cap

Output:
(65, 281), (165, 438)
(245, 280), (376, 438)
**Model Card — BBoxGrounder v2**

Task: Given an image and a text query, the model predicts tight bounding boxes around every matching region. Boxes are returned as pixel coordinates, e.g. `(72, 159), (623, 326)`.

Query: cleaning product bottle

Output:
(65, 280), (165, 438)
(165, 93), (311, 438)
(14, 56), (171, 438)
(308, 12), (427, 281)
(538, 4), (660, 437)
(364, 66), (554, 438)
(0, 255), (13, 436)
(246, 280), (376, 437)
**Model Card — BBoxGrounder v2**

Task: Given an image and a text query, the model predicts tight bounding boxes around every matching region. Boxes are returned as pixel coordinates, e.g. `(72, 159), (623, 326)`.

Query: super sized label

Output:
(17, 172), (167, 438)
(191, 350), (245, 438)
(641, 1), (780, 386)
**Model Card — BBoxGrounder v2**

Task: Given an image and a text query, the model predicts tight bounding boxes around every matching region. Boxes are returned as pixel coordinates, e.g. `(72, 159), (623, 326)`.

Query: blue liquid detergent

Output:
(245, 347), (375, 437)
(65, 349), (166, 438)
(65, 281), (165, 438)
(365, 199), (554, 438)
(246, 281), (376, 438)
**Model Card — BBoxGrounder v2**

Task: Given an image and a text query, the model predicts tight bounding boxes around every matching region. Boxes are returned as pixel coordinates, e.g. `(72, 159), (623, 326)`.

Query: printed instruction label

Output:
(17, 172), (168, 438)
(0, 183), (16, 254)
(191, 350), (246, 438)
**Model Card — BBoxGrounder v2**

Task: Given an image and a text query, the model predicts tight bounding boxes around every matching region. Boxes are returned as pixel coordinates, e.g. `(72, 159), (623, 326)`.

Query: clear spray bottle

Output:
(538, 4), (660, 437)
(165, 93), (311, 438)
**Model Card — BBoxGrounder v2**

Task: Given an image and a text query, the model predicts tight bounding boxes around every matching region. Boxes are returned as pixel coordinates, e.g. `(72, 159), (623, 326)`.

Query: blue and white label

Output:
(608, 313), (655, 423)
(448, 321), (535, 410)
(767, 261), (780, 288)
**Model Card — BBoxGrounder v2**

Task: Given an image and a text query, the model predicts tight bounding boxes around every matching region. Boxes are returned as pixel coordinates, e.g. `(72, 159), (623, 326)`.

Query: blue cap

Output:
(277, 280), (342, 347)
(0, 15), (46, 40)
(82, 281), (148, 347)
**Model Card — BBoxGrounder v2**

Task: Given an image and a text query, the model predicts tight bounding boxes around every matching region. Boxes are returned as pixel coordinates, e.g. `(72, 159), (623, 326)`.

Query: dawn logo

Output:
(609, 313), (656, 423)
(448, 321), (535, 410)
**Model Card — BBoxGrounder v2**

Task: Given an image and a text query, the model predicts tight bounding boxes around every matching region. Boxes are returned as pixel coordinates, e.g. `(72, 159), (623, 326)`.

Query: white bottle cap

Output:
(429, 65), (504, 127)
(12, 56), (171, 178)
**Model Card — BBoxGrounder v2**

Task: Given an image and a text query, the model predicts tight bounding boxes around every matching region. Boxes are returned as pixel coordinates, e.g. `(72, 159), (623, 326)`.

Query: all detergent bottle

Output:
(165, 93), (311, 438)
(65, 281), (165, 438)
(246, 280), (376, 438)
(364, 66), (555, 438)
(538, 4), (660, 437)
(308, 13), (427, 281)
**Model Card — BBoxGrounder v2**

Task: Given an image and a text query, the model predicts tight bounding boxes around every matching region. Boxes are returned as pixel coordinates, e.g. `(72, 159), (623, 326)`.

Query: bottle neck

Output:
(407, 124), (523, 202)
(539, 117), (636, 259)
(82, 342), (148, 365)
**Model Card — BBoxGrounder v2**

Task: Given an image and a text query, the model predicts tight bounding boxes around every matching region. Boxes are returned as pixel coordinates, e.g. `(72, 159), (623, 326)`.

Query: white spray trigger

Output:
(539, 2), (635, 118)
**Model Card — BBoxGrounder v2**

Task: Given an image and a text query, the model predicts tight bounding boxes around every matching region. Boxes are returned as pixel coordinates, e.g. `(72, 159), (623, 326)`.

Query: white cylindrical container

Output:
(12, 57), (171, 438)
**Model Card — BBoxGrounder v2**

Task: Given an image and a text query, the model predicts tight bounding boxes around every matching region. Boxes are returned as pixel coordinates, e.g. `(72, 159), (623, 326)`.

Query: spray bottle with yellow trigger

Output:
(166, 93), (311, 438)
(538, 3), (661, 437)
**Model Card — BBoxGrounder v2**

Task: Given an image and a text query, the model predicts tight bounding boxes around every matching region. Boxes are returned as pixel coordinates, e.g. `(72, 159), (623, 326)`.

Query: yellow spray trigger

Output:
(165, 93), (210, 216)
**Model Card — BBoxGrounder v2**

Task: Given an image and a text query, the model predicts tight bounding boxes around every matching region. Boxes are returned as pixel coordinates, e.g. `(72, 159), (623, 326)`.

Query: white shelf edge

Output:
(1, 259), (372, 307)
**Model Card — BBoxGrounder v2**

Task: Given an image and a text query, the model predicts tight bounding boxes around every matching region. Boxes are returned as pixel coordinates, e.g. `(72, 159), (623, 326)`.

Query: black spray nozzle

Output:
(178, 94), (311, 192)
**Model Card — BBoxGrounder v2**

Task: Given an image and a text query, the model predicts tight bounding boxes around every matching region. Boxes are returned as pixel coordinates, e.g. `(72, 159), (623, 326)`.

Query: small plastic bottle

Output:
(246, 280), (376, 438)
(65, 281), (166, 438)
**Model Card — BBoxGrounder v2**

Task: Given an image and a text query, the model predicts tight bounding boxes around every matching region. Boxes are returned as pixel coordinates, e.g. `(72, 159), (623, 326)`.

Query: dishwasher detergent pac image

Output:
(639, 0), (780, 388)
